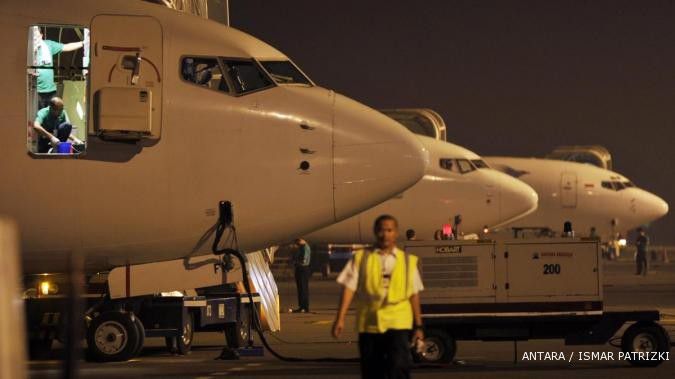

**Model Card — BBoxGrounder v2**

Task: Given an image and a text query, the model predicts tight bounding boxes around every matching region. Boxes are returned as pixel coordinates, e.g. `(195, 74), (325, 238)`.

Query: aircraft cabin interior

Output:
(27, 25), (89, 156)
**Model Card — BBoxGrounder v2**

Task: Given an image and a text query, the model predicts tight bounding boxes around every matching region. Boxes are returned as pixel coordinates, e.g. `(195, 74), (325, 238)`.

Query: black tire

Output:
(621, 322), (671, 367)
(86, 311), (140, 362)
(413, 329), (456, 364)
(131, 313), (145, 358)
(165, 311), (194, 355)
(225, 308), (251, 349)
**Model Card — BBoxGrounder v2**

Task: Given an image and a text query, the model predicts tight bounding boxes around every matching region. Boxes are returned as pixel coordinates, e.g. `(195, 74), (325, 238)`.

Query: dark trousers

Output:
(359, 330), (412, 379)
(294, 266), (310, 311)
(636, 251), (648, 276)
(38, 91), (57, 109)
(37, 122), (73, 153)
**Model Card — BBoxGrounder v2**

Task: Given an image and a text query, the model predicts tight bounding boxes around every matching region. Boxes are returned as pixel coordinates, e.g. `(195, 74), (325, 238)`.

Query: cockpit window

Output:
(456, 159), (476, 174)
(440, 158), (478, 174)
(260, 61), (311, 85)
(601, 180), (632, 191)
(181, 57), (229, 93)
(439, 158), (454, 171)
(471, 159), (489, 169)
(221, 59), (274, 94)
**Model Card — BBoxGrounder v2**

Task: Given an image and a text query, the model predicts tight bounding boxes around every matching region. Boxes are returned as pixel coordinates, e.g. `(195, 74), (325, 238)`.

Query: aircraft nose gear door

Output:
(89, 15), (163, 140)
(561, 172), (577, 208)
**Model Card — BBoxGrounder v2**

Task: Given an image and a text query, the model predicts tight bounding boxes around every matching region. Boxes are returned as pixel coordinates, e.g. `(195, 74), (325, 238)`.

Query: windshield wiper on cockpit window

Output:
(229, 67), (246, 91)
(269, 73), (294, 84)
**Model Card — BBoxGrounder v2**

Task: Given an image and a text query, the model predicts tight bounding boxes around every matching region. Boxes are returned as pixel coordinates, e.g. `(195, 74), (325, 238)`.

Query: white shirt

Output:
(336, 248), (424, 296)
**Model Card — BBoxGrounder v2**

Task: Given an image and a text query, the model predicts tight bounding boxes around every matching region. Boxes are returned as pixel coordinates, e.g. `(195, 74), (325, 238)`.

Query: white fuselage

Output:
(486, 157), (669, 239)
(306, 136), (538, 244)
(1, 0), (427, 273)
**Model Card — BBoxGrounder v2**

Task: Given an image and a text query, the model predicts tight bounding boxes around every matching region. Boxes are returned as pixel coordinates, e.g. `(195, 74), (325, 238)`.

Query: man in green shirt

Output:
(34, 28), (84, 109)
(33, 97), (81, 153)
(291, 238), (312, 313)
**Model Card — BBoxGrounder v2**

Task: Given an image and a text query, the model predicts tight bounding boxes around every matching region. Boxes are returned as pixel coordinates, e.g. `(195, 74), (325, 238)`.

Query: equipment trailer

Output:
(404, 239), (671, 367)
(24, 252), (269, 362)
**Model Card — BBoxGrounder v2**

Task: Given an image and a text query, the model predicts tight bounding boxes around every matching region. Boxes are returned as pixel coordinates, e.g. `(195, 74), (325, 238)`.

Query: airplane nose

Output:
(637, 190), (669, 221)
(332, 93), (428, 220)
(494, 172), (539, 227)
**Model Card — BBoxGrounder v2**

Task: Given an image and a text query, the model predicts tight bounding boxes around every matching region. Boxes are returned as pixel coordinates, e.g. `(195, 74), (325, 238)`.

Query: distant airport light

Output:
(483, 226), (489, 234)
(618, 238), (627, 247)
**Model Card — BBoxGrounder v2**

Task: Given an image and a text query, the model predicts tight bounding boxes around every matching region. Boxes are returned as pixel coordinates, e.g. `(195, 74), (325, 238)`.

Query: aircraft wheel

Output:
(621, 322), (670, 367)
(86, 311), (140, 362)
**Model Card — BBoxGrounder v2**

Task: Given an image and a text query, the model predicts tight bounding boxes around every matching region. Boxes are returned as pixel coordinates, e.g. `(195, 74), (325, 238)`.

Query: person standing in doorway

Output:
(291, 238), (311, 313)
(32, 27), (84, 109)
(635, 228), (650, 276)
(332, 214), (425, 379)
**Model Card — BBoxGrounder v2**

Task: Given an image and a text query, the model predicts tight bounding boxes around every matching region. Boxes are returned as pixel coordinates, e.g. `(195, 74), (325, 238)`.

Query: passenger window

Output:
(27, 25), (89, 156)
(457, 159), (476, 174)
(260, 61), (312, 85)
(439, 158), (454, 171)
(181, 57), (230, 93)
(221, 59), (274, 94)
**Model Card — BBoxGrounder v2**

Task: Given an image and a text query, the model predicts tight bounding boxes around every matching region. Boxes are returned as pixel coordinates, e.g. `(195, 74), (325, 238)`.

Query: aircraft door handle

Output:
(300, 148), (316, 155)
(299, 123), (315, 131)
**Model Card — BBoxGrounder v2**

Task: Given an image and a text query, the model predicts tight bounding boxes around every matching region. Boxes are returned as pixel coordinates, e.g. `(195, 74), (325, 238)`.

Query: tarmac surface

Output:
(29, 258), (675, 379)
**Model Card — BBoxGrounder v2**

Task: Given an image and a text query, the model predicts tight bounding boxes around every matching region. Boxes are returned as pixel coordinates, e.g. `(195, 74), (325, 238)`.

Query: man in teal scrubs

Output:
(33, 97), (81, 153)
(34, 28), (84, 109)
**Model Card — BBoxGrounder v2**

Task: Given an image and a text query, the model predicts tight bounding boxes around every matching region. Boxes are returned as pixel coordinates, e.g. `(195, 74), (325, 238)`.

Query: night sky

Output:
(229, 1), (675, 244)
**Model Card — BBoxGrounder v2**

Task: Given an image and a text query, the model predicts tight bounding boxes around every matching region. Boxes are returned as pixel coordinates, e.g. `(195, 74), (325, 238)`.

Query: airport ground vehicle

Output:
(405, 239), (672, 367)
(24, 252), (272, 362)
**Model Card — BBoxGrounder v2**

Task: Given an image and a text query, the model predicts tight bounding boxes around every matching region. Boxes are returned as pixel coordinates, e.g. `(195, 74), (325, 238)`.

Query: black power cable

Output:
(211, 201), (358, 363)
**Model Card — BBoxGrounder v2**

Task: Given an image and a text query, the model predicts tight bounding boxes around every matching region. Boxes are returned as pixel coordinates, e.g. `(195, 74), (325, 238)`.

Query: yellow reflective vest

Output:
(352, 248), (418, 333)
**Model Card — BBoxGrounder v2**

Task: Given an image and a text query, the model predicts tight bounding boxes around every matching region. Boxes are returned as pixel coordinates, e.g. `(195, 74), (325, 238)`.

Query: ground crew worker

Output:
(332, 214), (424, 379)
(291, 238), (311, 313)
(635, 228), (649, 276)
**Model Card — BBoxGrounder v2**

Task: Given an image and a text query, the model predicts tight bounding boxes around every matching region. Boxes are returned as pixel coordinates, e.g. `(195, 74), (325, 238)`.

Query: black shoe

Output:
(291, 308), (306, 313)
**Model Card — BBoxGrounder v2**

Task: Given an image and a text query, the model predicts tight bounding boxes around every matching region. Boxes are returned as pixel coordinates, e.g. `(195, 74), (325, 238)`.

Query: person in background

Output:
(332, 215), (425, 379)
(291, 238), (311, 313)
(589, 227), (599, 241)
(635, 228), (650, 276)
(33, 97), (82, 153)
(405, 229), (417, 241)
(33, 27), (84, 109)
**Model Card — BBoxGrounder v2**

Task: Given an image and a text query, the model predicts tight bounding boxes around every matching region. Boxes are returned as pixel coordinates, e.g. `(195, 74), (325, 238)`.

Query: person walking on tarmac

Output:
(332, 214), (425, 379)
(291, 238), (312, 313)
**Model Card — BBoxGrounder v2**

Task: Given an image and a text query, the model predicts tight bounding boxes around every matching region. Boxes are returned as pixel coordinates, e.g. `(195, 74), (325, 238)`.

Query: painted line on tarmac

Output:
(306, 320), (333, 325)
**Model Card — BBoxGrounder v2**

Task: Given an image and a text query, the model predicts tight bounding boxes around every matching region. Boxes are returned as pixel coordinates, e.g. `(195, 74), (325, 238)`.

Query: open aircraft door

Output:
(561, 172), (577, 208)
(90, 15), (163, 140)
